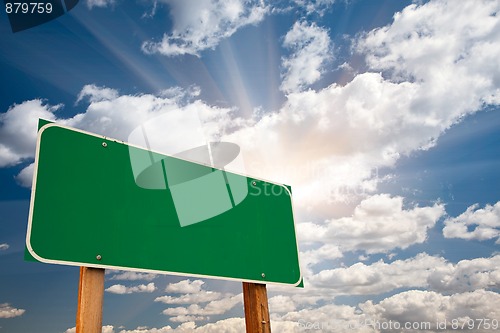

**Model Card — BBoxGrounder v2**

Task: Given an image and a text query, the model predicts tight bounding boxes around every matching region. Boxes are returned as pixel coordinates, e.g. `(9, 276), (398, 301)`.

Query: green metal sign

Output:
(27, 122), (302, 286)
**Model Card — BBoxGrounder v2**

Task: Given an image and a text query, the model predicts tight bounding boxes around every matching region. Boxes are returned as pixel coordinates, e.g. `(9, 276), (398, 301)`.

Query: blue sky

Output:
(1, 0), (499, 332)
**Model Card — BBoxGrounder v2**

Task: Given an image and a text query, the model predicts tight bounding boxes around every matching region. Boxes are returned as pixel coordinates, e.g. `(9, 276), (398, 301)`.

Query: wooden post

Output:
(242, 282), (271, 333)
(76, 267), (105, 333)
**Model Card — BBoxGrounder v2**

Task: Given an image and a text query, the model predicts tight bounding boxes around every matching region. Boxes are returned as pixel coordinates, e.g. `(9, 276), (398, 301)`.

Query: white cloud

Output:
(156, 279), (235, 318)
(2, 0), (500, 331)
(269, 295), (297, 313)
(14, 162), (34, 188)
(0, 0), (498, 297)
(443, 201), (500, 242)
(169, 315), (208, 323)
(165, 279), (205, 294)
(308, 254), (500, 296)
(0, 303), (25, 318)
(226, 73), (419, 205)
(142, 0), (268, 56)
(309, 253), (445, 295)
(6, 0), (500, 203)
(117, 324), (183, 332)
(0, 244), (9, 251)
(361, 289), (500, 332)
(223, 0), (500, 210)
(117, 319), (244, 333)
(428, 255), (500, 293)
(64, 89), (181, 141)
(76, 84), (119, 104)
(293, 0), (336, 16)
(65, 325), (114, 333)
(357, 0), (500, 104)
(299, 243), (342, 277)
(155, 291), (222, 305)
(271, 289), (500, 333)
(326, 194), (444, 253)
(270, 319), (302, 332)
(225, 66), (496, 209)
(116, 326), (174, 333)
(0, 86), (236, 187)
(85, 0), (115, 10)
(0, 0), (498, 213)
(276, 303), (372, 333)
(108, 271), (158, 281)
(0, 100), (59, 167)
(298, 194), (445, 254)
(162, 294), (242, 322)
(105, 282), (156, 294)
(186, 318), (244, 333)
(280, 21), (332, 93)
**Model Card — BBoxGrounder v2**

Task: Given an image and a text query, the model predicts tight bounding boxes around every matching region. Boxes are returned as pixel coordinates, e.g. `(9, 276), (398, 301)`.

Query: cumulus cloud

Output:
(361, 289), (500, 332)
(0, 85), (237, 187)
(105, 282), (156, 294)
(5, 0), (500, 207)
(2, 1), (499, 331)
(188, 318), (244, 333)
(65, 325), (114, 333)
(269, 295), (297, 313)
(357, 0), (500, 105)
(155, 279), (240, 322)
(443, 201), (500, 242)
(428, 255), (500, 293)
(155, 291), (222, 305)
(1, 0), (498, 212)
(272, 289), (500, 333)
(141, 0), (268, 56)
(226, 73), (417, 205)
(0, 303), (25, 318)
(308, 254), (500, 296)
(116, 318), (244, 333)
(162, 294), (242, 322)
(222, 0), (500, 209)
(0, 99), (59, 167)
(14, 162), (34, 188)
(108, 271), (158, 281)
(280, 21), (332, 93)
(299, 243), (343, 277)
(276, 303), (371, 333)
(226, 67), (496, 208)
(165, 279), (205, 294)
(76, 84), (119, 103)
(298, 194), (445, 254)
(292, 0), (336, 16)
(309, 253), (445, 295)
(0, 0), (498, 307)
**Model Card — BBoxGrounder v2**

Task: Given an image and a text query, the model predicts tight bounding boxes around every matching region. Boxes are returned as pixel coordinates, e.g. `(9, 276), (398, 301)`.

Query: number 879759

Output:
(6, 2), (53, 14)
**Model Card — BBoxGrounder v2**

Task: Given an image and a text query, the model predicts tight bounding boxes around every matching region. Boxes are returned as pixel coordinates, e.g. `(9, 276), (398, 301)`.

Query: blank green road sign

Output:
(27, 122), (302, 286)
